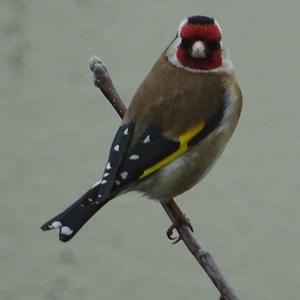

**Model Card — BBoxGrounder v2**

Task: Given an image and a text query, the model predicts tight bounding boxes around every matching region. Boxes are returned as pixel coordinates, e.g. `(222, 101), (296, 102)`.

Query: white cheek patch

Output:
(214, 19), (223, 36)
(178, 17), (188, 35)
(165, 37), (181, 67)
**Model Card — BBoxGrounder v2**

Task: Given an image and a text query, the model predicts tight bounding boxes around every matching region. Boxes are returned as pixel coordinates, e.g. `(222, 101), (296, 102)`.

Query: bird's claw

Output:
(166, 214), (194, 244)
(166, 223), (181, 244)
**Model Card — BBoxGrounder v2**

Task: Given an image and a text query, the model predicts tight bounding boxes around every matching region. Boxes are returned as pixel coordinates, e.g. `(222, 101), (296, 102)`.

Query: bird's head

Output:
(166, 16), (228, 72)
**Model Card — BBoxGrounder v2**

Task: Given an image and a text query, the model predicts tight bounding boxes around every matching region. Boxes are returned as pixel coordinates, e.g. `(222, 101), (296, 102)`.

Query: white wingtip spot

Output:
(88, 198), (93, 202)
(106, 162), (112, 170)
(103, 172), (109, 178)
(143, 135), (151, 144)
(129, 154), (140, 160)
(61, 226), (73, 236)
(101, 180), (107, 185)
(115, 180), (120, 186)
(114, 144), (120, 152)
(124, 128), (129, 135)
(51, 221), (62, 229)
(120, 171), (128, 180)
(98, 194), (102, 198)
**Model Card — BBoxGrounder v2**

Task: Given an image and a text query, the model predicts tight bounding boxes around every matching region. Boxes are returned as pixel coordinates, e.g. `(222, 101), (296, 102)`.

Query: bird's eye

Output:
(207, 41), (221, 51)
(180, 38), (192, 50)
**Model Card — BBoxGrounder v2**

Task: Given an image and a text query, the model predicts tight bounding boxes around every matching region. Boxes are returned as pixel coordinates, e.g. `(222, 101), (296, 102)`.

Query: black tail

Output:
(41, 183), (117, 242)
(41, 123), (135, 242)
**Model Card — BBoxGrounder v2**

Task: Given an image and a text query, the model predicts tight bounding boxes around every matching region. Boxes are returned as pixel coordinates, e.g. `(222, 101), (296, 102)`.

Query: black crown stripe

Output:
(188, 16), (214, 25)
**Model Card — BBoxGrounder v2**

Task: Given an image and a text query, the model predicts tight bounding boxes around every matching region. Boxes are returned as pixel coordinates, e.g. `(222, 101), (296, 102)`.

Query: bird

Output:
(41, 15), (242, 242)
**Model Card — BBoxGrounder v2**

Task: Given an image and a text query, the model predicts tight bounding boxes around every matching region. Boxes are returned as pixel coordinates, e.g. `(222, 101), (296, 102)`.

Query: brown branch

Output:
(89, 56), (127, 119)
(88, 55), (241, 300)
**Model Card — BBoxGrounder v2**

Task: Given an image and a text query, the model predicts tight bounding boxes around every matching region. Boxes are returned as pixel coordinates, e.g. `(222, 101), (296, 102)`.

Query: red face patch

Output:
(176, 23), (223, 70)
(176, 47), (222, 70)
(180, 24), (221, 42)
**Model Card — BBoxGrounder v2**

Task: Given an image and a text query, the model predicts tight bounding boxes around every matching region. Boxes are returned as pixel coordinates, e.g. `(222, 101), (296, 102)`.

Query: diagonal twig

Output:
(88, 55), (241, 300)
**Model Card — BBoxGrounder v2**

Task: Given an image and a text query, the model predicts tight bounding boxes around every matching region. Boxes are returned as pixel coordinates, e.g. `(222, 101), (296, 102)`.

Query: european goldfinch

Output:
(41, 15), (242, 242)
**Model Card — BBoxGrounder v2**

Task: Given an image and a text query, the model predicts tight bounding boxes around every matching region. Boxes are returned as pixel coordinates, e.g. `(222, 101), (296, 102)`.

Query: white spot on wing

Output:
(143, 135), (151, 144)
(114, 144), (120, 151)
(106, 162), (112, 170)
(120, 171), (128, 180)
(129, 154), (140, 160)
(124, 128), (129, 135)
(115, 180), (120, 186)
(101, 180), (107, 185)
(61, 226), (73, 236)
(51, 221), (62, 229)
(103, 172), (109, 178)
(88, 198), (93, 202)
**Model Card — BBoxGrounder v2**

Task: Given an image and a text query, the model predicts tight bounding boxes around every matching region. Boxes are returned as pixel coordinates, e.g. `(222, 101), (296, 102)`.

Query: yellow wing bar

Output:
(139, 121), (205, 179)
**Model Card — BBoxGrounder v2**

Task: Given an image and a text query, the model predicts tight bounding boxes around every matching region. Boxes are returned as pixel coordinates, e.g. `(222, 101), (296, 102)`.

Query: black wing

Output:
(41, 109), (224, 242)
(41, 123), (180, 241)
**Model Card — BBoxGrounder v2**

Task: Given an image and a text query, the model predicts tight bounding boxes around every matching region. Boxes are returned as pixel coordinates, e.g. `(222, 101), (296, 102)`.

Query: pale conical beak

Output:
(190, 41), (207, 58)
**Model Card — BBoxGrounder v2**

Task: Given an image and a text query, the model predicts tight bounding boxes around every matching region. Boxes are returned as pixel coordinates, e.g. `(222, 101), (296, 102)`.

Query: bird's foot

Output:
(166, 214), (194, 244)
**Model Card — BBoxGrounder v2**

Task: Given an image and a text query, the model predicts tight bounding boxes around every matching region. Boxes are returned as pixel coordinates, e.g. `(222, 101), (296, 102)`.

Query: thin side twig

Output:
(89, 56), (127, 118)
(88, 55), (241, 300)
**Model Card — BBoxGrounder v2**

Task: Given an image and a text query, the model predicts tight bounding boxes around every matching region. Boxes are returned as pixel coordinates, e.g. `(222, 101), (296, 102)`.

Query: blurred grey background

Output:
(1, 0), (299, 299)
